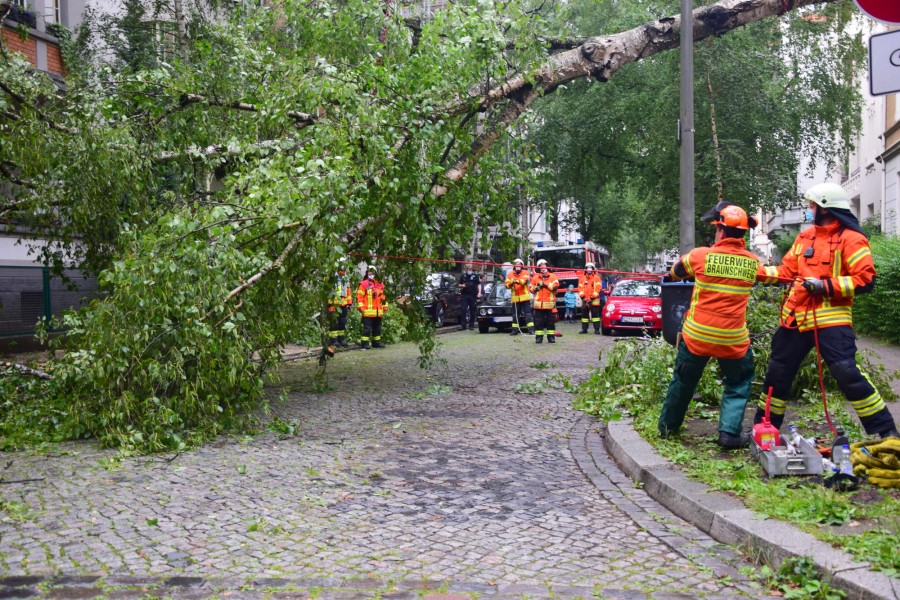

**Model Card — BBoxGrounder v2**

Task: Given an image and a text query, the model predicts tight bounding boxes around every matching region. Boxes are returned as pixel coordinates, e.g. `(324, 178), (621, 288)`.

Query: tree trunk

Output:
(172, 0), (188, 58)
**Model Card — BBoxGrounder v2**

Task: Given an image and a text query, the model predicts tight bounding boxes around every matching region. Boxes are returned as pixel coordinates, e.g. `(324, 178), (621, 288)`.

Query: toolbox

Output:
(751, 434), (823, 476)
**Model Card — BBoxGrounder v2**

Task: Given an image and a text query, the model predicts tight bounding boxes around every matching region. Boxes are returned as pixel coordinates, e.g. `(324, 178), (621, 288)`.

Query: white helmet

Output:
(536, 259), (548, 268)
(585, 262), (595, 270)
(513, 258), (525, 266)
(803, 183), (851, 211)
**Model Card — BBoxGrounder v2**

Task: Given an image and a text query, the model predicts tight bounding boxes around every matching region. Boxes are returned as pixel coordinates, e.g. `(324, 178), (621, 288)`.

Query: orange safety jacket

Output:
(757, 221), (875, 332)
(673, 237), (760, 360)
(530, 272), (559, 310)
(356, 279), (388, 318)
(505, 269), (533, 303)
(578, 273), (603, 306)
(329, 275), (353, 312)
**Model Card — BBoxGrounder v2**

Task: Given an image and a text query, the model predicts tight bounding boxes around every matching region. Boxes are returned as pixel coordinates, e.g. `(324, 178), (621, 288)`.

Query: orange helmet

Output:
(702, 200), (756, 231)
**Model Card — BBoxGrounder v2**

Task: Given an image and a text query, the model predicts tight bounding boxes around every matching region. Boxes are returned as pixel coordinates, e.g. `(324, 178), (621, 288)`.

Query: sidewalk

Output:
(593, 334), (900, 600)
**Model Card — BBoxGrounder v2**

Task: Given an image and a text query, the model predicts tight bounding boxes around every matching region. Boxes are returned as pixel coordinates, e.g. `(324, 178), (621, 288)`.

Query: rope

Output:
(348, 252), (661, 280)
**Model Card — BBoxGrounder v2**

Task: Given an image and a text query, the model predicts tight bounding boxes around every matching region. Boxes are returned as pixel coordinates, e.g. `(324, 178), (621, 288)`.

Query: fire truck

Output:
(530, 240), (611, 310)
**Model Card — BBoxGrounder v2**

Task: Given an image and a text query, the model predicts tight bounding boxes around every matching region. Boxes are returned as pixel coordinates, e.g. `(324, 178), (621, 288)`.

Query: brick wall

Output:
(46, 43), (66, 76)
(2, 27), (37, 65)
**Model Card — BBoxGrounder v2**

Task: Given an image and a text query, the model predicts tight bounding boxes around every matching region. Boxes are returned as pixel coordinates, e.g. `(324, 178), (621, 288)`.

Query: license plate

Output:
(621, 316), (645, 324)
(493, 316), (513, 322)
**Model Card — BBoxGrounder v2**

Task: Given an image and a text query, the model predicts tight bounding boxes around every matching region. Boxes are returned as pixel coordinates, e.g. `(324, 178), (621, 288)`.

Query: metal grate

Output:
(0, 266), (100, 336)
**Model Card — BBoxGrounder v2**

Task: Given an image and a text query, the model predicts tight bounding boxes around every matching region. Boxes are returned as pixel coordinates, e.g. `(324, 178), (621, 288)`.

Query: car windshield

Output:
(489, 284), (512, 303)
(611, 280), (661, 298)
(532, 248), (585, 270)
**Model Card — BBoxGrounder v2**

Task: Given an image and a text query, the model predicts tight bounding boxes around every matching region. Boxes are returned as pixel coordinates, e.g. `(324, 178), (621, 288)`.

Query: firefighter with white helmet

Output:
(530, 259), (559, 344)
(356, 264), (388, 349)
(504, 258), (534, 336)
(756, 183), (899, 439)
(578, 262), (604, 334)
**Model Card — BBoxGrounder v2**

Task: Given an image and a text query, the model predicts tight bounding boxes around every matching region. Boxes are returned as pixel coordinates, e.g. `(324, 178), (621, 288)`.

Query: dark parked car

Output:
(476, 283), (514, 333)
(422, 272), (462, 327)
(480, 280), (495, 303)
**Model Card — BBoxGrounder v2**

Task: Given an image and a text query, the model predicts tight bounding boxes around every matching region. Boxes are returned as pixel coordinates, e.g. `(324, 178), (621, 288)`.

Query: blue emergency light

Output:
(536, 241), (544, 247)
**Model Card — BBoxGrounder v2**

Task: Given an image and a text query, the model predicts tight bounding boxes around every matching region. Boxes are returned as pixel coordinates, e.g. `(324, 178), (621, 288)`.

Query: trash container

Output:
(661, 280), (694, 346)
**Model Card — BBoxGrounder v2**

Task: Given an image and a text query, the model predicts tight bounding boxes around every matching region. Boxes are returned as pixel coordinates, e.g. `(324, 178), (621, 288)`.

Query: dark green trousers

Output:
(658, 341), (754, 437)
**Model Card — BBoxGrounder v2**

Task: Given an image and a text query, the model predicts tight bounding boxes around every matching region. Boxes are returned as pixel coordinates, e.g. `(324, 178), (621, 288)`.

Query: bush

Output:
(853, 234), (900, 344)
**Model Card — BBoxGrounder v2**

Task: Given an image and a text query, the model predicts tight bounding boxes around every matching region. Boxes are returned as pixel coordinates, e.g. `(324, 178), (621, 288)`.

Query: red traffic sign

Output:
(855, 0), (900, 24)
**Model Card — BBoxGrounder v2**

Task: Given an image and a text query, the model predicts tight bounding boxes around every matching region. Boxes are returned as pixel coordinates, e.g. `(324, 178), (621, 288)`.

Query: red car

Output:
(601, 278), (663, 336)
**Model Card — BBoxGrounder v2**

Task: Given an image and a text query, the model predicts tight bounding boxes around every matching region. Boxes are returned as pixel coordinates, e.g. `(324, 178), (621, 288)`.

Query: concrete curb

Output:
(604, 419), (900, 600)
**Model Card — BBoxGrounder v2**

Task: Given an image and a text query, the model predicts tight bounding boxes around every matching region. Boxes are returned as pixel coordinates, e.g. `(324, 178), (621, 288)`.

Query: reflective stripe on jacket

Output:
(757, 221), (875, 331)
(578, 273), (603, 306)
(673, 237), (760, 360)
(356, 279), (387, 317)
(505, 269), (532, 303)
(329, 275), (353, 311)
(530, 273), (559, 310)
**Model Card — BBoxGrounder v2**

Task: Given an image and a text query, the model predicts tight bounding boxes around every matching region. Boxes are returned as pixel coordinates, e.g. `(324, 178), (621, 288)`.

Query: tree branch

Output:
(433, 0), (834, 196)
(1, 362), (52, 380)
(178, 93), (317, 127)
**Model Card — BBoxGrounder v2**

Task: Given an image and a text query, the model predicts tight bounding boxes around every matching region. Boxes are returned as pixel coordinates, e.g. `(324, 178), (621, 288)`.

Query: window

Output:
(895, 93), (900, 124)
(44, 0), (59, 24)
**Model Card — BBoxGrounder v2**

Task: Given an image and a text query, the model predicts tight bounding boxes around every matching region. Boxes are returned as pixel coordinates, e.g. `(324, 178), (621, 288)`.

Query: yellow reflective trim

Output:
(683, 321), (749, 344)
(846, 247), (871, 267)
(838, 276), (854, 297)
(684, 318), (748, 338)
(757, 396), (788, 414)
(851, 392), (885, 417)
(695, 280), (752, 295)
(832, 249), (842, 278)
(683, 255), (695, 277)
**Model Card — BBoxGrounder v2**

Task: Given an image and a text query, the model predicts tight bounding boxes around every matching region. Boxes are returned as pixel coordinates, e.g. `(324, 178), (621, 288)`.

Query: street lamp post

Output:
(679, 0), (695, 254)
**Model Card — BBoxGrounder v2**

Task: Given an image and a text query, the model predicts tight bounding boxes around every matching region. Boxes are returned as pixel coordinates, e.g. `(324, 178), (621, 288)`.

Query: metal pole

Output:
(679, 0), (695, 254)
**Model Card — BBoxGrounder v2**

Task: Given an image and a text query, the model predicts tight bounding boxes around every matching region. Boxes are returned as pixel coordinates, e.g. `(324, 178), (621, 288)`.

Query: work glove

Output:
(801, 278), (827, 295)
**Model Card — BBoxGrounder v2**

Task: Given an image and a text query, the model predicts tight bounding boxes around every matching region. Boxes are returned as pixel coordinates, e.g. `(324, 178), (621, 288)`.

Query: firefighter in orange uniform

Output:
(658, 202), (761, 449)
(755, 183), (898, 439)
(578, 262), (603, 334)
(505, 258), (534, 336)
(356, 265), (387, 350)
(328, 258), (353, 348)
(530, 259), (559, 344)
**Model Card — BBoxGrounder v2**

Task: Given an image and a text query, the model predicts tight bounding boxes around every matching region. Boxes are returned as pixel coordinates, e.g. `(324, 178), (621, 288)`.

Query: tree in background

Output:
(530, 0), (865, 261)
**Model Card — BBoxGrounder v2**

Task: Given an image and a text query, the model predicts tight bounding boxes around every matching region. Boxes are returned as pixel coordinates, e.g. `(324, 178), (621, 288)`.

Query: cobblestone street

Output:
(0, 329), (768, 598)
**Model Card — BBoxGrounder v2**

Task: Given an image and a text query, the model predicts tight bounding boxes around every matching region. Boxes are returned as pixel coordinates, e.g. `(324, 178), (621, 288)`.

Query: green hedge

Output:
(853, 234), (900, 344)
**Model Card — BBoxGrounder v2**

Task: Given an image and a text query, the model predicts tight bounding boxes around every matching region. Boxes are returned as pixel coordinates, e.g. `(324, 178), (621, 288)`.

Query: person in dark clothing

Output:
(458, 263), (482, 331)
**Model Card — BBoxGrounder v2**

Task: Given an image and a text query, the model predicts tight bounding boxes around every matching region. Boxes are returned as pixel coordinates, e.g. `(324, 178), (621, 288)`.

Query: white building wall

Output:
(886, 156), (899, 236)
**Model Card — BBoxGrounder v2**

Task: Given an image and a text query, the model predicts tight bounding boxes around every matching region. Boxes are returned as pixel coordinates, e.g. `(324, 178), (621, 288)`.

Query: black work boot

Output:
(579, 327), (588, 334)
(373, 341), (385, 349)
(510, 329), (519, 336)
(880, 428), (900, 439)
(547, 334), (556, 344)
(337, 336), (348, 348)
(535, 336), (543, 344)
(717, 431), (750, 450)
(360, 341), (370, 350)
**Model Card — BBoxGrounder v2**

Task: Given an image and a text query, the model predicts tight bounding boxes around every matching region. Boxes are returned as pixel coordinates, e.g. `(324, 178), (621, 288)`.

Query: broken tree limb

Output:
(0, 362), (53, 380)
